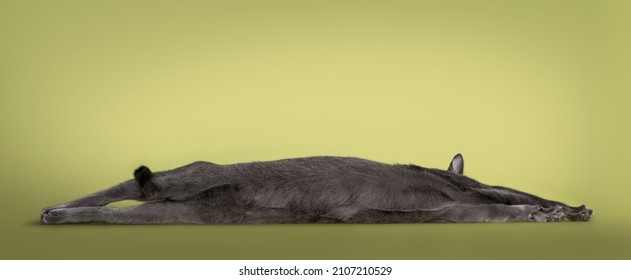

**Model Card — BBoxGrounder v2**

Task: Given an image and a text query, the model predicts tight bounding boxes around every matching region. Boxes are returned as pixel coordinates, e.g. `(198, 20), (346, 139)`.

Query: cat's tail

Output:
(134, 166), (158, 199)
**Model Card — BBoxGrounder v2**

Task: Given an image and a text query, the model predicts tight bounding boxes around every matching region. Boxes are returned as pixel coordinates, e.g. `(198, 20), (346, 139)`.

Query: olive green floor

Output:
(8, 210), (630, 259)
(1, 0), (630, 259)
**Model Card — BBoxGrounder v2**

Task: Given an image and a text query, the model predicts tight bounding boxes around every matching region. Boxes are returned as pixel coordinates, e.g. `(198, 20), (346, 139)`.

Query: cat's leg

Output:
(42, 161), (231, 214)
(446, 204), (566, 223)
(41, 178), (143, 216)
(42, 205), (324, 225)
(441, 154), (592, 221)
(348, 204), (566, 223)
(41, 201), (204, 224)
(469, 186), (593, 221)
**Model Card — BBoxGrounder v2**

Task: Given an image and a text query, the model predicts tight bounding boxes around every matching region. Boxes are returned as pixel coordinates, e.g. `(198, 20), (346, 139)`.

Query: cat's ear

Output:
(447, 153), (464, 175)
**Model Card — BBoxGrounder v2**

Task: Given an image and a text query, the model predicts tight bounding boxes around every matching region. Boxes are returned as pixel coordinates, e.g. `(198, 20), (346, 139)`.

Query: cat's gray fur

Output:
(40, 154), (593, 224)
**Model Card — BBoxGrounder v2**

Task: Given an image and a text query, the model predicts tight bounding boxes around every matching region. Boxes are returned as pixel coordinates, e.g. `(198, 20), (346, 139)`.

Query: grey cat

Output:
(40, 154), (593, 224)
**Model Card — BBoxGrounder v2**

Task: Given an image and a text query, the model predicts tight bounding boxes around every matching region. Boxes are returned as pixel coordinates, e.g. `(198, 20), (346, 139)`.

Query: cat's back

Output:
(228, 155), (392, 174)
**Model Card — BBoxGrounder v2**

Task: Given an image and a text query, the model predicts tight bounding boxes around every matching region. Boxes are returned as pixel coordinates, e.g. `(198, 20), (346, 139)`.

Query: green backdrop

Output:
(1, 0), (630, 259)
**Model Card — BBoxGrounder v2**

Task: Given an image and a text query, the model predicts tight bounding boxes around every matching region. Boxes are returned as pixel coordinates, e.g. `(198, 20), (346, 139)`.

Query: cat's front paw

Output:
(528, 206), (565, 222)
(564, 205), (593, 222)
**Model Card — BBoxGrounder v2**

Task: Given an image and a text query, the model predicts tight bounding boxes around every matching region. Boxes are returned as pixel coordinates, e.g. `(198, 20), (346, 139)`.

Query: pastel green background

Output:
(1, 0), (629, 259)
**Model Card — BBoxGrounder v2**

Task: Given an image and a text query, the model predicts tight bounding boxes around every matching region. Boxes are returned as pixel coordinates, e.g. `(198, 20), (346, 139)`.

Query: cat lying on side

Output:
(40, 154), (593, 224)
